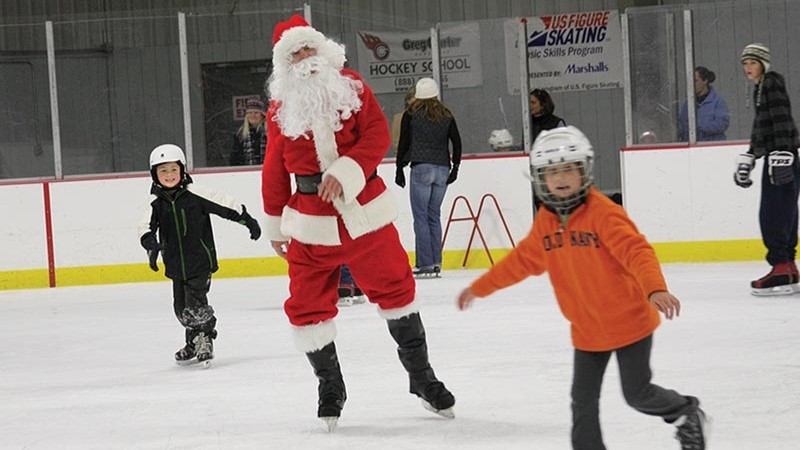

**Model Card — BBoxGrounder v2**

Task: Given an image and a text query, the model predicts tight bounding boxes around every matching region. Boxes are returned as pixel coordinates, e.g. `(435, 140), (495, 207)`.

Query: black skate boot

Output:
(751, 261), (800, 296)
(387, 312), (455, 418)
(306, 342), (347, 431)
(674, 397), (709, 450)
(413, 265), (440, 279)
(193, 332), (214, 366)
(337, 283), (367, 307)
(175, 342), (196, 365)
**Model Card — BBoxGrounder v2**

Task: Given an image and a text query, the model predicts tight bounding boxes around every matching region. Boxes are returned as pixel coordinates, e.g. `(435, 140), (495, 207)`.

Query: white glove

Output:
(734, 153), (755, 188)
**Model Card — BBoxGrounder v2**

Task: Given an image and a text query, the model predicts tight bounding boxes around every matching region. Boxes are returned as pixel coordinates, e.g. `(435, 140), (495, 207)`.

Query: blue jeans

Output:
(409, 163), (449, 268)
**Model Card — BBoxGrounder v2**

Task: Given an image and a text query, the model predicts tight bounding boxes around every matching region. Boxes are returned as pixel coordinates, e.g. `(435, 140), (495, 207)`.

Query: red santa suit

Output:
(262, 16), (417, 352)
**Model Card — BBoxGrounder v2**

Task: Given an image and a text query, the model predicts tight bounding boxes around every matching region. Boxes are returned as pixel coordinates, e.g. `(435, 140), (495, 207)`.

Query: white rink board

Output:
(622, 143), (762, 243)
(1, 155), (534, 273)
(0, 183), (47, 271)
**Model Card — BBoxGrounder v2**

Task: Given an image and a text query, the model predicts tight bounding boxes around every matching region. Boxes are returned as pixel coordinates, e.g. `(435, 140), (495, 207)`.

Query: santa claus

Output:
(261, 15), (455, 430)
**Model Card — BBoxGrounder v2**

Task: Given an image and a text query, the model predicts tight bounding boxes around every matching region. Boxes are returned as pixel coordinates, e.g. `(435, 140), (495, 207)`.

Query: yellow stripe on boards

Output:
(0, 241), (766, 291)
(0, 269), (50, 290)
(651, 239), (764, 263)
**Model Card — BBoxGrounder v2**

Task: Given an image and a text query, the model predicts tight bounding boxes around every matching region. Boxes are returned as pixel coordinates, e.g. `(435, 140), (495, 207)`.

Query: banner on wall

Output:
(504, 10), (624, 95)
(355, 22), (483, 94)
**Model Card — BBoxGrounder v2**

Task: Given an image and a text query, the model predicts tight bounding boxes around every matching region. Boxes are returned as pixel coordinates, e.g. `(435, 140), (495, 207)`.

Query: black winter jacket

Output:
(139, 177), (251, 280)
(748, 71), (800, 159)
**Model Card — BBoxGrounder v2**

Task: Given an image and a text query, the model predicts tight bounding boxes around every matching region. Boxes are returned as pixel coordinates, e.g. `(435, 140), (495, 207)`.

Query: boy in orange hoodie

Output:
(457, 126), (707, 450)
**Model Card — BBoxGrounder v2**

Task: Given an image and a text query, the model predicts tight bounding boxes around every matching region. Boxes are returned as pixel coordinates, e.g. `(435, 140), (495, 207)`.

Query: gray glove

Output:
(734, 153), (754, 188)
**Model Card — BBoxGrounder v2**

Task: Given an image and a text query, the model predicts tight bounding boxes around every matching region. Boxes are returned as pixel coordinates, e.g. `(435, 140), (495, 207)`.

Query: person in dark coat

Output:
(230, 97), (266, 166)
(736, 43), (800, 295)
(139, 144), (262, 365)
(530, 88), (566, 141)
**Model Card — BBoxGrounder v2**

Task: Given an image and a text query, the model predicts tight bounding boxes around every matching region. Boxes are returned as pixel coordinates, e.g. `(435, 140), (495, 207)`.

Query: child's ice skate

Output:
(174, 342), (197, 365)
(191, 332), (214, 368)
(413, 265), (441, 279)
(337, 283), (367, 307)
(674, 397), (709, 450)
(751, 261), (800, 296)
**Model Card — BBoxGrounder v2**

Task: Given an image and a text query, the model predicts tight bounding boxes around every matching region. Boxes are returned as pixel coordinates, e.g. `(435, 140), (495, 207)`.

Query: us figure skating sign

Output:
(504, 10), (624, 95)
(355, 22), (483, 94)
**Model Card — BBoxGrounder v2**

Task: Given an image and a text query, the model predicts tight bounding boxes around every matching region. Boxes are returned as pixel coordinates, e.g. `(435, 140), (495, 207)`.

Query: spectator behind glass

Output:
(390, 86), (416, 155)
(678, 66), (730, 142)
(230, 97), (266, 166)
(530, 88), (566, 141)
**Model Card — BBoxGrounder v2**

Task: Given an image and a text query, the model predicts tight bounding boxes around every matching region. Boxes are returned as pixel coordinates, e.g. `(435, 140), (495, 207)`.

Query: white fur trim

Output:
(273, 26), (325, 64)
(292, 320), (337, 353)
(281, 206), (341, 245)
(377, 300), (420, 320)
(334, 188), (398, 239)
(325, 156), (366, 204)
(312, 123), (339, 171)
(264, 214), (290, 242)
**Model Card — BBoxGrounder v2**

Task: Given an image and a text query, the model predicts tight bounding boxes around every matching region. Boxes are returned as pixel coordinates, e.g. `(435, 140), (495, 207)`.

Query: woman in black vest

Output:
(395, 78), (462, 278)
(530, 88), (566, 141)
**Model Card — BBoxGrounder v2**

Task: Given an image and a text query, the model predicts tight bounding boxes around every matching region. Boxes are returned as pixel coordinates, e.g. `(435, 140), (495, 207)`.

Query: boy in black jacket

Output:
(139, 144), (262, 366)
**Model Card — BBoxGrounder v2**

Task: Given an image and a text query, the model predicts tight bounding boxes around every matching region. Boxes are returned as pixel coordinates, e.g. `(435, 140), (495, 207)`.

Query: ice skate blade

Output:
(414, 273), (442, 280)
(337, 295), (367, 307)
(176, 358), (212, 368)
(321, 416), (338, 432)
(751, 283), (800, 296)
(422, 400), (455, 419)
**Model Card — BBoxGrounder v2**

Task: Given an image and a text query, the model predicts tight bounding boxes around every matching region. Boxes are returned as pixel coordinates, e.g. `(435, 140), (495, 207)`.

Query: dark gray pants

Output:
(571, 335), (690, 450)
(171, 274), (216, 343)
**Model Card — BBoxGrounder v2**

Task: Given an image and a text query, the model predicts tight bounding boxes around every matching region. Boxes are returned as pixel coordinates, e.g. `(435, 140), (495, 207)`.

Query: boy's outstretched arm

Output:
(649, 290), (681, 320)
(456, 287), (478, 310)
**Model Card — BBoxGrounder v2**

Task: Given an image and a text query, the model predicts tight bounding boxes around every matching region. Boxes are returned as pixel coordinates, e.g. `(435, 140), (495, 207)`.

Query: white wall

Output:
(622, 142), (761, 242)
(0, 155), (533, 284)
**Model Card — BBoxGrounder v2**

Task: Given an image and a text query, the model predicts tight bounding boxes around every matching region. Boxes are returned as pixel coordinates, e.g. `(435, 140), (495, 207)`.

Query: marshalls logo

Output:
(358, 32), (390, 60)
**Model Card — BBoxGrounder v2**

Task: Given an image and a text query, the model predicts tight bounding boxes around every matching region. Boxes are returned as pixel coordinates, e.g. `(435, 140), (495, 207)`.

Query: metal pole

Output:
(304, 3), (312, 25)
(45, 21), (63, 179)
(620, 13), (632, 205)
(518, 19), (531, 153)
(430, 25), (442, 101)
(683, 10), (696, 144)
(621, 13), (633, 148)
(178, 12), (193, 170)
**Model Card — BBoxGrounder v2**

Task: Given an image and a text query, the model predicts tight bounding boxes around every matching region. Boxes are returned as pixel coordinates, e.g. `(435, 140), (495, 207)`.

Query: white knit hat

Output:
(741, 43), (771, 72)
(414, 78), (439, 99)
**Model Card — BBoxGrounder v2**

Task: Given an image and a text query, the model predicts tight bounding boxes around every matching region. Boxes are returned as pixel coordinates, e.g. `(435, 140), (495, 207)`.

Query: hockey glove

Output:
(767, 150), (796, 186)
(141, 232), (162, 272)
(447, 165), (459, 185)
(734, 153), (755, 188)
(239, 205), (262, 241)
(395, 167), (406, 188)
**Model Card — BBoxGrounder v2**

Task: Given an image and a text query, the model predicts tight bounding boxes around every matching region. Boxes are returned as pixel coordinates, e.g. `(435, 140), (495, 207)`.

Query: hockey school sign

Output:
(355, 22), (483, 94)
(504, 10), (624, 95)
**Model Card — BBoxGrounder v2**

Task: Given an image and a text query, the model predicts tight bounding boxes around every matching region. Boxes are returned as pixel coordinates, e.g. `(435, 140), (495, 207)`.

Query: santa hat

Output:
(271, 14), (346, 71)
(741, 43), (771, 73)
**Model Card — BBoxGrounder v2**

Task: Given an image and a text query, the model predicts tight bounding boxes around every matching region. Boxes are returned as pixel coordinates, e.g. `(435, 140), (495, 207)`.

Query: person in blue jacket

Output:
(678, 66), (730, 142)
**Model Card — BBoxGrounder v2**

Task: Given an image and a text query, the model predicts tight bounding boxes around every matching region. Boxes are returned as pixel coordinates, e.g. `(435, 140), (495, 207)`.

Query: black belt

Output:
(295, 171), (378, 194)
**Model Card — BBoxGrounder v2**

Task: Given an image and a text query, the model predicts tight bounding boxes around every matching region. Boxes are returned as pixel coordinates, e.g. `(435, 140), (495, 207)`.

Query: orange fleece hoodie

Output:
(470, 188), (664, 352)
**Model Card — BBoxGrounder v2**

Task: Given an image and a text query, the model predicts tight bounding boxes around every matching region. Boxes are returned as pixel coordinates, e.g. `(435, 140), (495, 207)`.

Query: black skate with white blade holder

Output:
(413, 265), (441, 279)
(751, 261), (800, 296)
(175, 330), (215, 368)
(337, 283), (367, 307)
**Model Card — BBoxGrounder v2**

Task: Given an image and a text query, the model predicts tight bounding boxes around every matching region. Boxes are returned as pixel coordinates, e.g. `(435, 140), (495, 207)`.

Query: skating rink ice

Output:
(2, 261), (798, 449)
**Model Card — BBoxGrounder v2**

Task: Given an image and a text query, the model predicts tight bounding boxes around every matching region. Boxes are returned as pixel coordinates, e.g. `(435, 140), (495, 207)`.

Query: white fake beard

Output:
(268, 55), (363, 139)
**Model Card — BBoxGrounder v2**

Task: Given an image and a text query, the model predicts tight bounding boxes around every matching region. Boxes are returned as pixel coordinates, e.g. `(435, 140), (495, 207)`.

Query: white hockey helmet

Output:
(529, 126), (594, 214)
(489, 129), (514, 150)
(149, 144), (187, 186)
